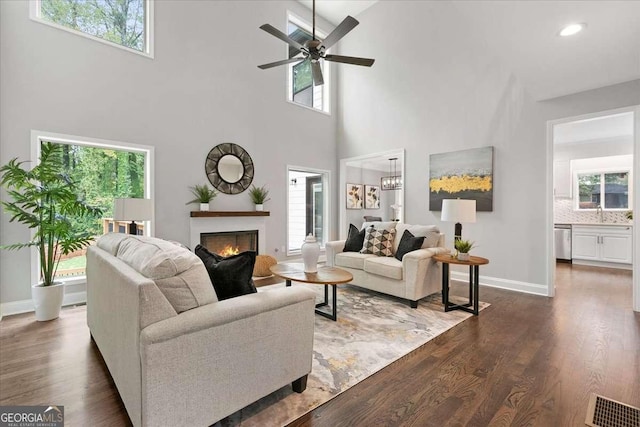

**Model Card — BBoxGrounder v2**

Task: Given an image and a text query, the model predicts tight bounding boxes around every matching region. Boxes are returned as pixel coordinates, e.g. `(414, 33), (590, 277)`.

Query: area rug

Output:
(217, 283), (489, 426)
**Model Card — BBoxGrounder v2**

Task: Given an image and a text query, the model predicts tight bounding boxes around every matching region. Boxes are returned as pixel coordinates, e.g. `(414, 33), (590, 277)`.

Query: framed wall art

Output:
(346, 183), (363, 209)
(365, 185), (380, 209)
(429, 146), (494, 211)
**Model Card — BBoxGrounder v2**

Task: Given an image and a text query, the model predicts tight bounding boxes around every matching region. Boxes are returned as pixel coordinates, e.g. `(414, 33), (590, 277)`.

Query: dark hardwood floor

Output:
(1, 264), (638, 426)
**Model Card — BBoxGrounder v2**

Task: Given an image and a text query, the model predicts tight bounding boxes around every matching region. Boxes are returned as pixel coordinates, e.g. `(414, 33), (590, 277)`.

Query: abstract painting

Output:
(429, 146), (494, 211)
(365, 185), (380, 209)
(346, 184), (363, 209)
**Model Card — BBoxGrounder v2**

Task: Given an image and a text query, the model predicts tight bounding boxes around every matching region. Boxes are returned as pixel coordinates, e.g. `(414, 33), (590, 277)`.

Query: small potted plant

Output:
(454, 239), (475, 261)
(187, 184), (217, 211)
(1, 142), (102, 321)
(248, 184), (270, 211)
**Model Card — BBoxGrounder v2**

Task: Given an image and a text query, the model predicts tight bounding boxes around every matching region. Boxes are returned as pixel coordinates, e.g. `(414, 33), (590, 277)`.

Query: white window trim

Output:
(286, 11), (331, 115)
(29, 130), (155, 286)
(574, 167), (633, 211)
(29, 0), (154, 59)
(286, 165), (331, 256)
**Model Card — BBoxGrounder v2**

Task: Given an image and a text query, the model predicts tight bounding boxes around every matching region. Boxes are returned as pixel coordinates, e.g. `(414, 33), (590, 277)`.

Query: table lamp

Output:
(113, 198), (153, 235)
(441, 199), (476, 241)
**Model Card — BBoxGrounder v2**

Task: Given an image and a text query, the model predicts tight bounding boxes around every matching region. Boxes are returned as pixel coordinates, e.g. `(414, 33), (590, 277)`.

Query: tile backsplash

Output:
(554, 198), (631, 224)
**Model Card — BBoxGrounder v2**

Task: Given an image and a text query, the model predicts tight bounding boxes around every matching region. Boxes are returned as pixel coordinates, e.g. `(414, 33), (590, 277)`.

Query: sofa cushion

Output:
(395, 230), (425, 261)
(195, 245), (258, 301)
(393, 224), (441, 253)
(114, 235), (217, 313)
(344, 223), (366, 252)
(361, 227), (396, 257)
(364, 257), (403, 280)
(96, 232), (130, 255)
(362, 221), (397, 231)
(335, 252), (377, 270)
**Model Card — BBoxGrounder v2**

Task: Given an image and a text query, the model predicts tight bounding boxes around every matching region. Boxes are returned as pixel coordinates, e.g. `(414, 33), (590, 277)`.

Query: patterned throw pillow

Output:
(360, 227), (396, 257)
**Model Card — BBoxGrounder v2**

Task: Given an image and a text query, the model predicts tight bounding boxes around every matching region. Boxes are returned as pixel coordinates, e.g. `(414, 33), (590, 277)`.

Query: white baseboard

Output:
(571, 259), (632, 271)
(450, 271), (549, 296)
(0, 291), (87, 319)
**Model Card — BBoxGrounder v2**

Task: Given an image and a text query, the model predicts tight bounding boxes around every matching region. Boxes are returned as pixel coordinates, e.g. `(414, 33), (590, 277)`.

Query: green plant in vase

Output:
(248, 185), (271, 211)
(186, 184), (217, 211)
(454, 239), (475, 261)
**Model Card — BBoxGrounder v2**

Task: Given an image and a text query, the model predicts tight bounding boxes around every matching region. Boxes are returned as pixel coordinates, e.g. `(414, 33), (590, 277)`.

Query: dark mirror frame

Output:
(205, 143), (254, 194)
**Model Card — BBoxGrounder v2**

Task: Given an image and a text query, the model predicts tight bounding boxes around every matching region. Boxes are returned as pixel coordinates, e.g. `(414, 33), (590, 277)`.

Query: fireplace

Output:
(201, 230), (258, 256)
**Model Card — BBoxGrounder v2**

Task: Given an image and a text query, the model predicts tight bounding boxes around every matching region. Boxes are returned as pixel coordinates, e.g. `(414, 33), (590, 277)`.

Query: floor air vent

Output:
(585, 393), (640, 427)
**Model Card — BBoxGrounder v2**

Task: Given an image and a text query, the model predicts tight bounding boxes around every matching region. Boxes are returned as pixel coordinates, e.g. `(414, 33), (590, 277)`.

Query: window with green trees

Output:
(49, 140), (148, 279)
(577, 171), (630, 210)
(33, 0), (150, 54)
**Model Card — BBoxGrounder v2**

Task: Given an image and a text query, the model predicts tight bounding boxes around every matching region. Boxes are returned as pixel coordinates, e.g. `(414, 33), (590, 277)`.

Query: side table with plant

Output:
(248, 184), (270, 211)
(0, 142), (102, 321)
(187, 184), (217, 211)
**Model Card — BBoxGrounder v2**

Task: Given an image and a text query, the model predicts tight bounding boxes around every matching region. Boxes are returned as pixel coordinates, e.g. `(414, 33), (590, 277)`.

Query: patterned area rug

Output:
(218, 283), (489, 426)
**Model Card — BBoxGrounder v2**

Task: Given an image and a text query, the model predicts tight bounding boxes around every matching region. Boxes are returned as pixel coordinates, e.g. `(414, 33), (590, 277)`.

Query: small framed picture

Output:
(346, 184), (363, 209)
(365, 185), (380, 209)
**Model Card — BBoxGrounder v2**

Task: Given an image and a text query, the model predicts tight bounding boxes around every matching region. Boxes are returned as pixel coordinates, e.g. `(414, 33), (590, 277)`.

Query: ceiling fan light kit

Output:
(258, 0), (375, 86)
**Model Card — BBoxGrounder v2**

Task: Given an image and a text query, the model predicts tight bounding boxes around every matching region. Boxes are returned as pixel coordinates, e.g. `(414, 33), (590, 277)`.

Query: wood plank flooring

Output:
(1, 264), (638, 426)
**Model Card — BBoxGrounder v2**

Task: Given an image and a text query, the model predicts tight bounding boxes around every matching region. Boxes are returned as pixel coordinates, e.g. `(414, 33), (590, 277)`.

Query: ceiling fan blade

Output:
(258, 57), (305, 70)
(321, 16), (359, 50)
(311, 61), (324, 86)
(324, 54), (375, 67)
(260, 24), (304, 51)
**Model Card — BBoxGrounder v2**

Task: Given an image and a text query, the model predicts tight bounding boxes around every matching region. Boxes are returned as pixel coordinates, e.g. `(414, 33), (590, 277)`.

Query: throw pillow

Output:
(361, 227), (396, 257)
(395, 230), (426, 261)
(344, 223), (366, 252)
(194, 245), (258, 300)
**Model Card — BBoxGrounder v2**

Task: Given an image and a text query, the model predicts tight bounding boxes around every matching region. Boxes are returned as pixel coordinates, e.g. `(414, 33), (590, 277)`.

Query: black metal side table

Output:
(433, 254), (489, 316)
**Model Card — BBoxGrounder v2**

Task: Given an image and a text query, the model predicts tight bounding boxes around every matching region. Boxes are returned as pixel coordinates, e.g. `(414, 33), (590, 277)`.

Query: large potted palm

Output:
(1, 142), (101, 321)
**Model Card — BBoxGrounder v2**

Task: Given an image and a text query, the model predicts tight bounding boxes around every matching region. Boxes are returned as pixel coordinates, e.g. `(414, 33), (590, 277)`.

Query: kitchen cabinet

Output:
(572, 225), (633, 264)
(553, 160), (572, 198)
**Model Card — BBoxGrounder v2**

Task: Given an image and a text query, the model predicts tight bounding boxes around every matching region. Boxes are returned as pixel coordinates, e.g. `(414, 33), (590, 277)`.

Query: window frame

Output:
(29, 0), (154, 58)
(29, 130), (155, 287)
(574, 167), (632, 211)
(286, 12), (331, 115)
(286, 165), (331, 256)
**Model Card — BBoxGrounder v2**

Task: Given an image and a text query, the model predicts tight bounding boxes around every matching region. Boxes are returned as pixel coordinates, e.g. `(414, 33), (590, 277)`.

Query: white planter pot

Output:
(301, 234), (320, 273)
(457, 252), (470, 261)
(199, 203), (209, 211)
(32, 282), (65, 321)
(255, 204), (264, 211)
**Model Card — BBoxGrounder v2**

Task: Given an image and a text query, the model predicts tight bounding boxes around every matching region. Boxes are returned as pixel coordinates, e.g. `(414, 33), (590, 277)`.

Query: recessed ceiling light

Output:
(559, 23), (586, 37)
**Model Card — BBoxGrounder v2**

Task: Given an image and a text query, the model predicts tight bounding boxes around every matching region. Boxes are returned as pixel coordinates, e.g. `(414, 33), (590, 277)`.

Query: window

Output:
(288, 167), (330, 254)
(287, 14), (330, 113)
(30, 0), (153, 57)
(576, 171), (630, 210)
(31, 131), (153, 283)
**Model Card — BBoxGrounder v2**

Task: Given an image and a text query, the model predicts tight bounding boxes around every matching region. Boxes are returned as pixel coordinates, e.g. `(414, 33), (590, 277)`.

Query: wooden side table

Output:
(432, 254), (489, 315)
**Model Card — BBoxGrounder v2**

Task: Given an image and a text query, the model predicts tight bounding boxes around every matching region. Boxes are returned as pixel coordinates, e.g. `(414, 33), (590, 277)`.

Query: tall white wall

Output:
(0, 1), (338, 304)
(336, 0), (640, 294)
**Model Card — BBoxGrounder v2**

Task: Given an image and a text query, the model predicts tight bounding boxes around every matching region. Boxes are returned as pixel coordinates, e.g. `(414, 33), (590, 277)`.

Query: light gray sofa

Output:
(326, 222), (448, 308)
(86, 233), (316, 427)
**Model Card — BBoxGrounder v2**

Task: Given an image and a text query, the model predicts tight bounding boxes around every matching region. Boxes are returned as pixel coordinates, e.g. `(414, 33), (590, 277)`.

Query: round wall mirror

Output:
(205, 143), (254, 194)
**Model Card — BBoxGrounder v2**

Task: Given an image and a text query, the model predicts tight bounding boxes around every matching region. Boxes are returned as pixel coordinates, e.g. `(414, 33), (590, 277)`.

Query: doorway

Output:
(547, 106), (639, 312)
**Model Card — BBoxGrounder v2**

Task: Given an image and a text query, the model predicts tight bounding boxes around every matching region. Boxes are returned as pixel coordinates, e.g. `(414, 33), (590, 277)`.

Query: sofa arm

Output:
(138, 286), (316, 426)
(402, 247), (448, 300)
(325, 240), (346, 267)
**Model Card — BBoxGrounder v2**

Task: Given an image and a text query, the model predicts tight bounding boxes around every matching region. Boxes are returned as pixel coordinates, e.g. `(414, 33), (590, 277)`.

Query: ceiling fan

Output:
(257, 0), (375, 86)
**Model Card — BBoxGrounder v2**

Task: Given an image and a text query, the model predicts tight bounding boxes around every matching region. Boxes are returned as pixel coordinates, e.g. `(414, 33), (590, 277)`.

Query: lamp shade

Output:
(113, 198), (153, 221)
(441, 199), (476, 223)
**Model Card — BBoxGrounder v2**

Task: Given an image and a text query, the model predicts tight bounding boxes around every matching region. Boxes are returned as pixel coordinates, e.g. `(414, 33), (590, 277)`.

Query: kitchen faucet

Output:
(596, 204), (603, 223)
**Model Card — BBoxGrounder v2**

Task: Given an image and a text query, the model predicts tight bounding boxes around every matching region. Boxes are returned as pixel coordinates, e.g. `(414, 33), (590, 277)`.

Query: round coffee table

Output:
(270, 263), (353, 321)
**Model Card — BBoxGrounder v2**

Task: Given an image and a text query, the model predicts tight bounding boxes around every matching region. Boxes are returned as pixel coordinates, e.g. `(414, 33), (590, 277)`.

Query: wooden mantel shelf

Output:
(190, 211), (270, 217)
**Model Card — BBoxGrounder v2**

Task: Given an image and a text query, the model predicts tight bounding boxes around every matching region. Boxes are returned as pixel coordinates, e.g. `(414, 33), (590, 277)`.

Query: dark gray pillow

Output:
(344, 223), (366, 252)
(395, 230), (425, 261)
(194, 245), (257, 300)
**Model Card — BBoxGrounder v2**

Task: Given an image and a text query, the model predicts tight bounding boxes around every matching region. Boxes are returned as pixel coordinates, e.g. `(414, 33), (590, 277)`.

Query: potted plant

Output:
(454, 239), (475, 261)
(0, 142), (102, 321)
(248, 184), (270, 211)
(186, 184), (217, 211)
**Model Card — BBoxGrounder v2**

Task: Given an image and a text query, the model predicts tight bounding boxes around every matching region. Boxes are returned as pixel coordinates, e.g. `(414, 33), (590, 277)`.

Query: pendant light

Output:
(381, 158), (402, 191)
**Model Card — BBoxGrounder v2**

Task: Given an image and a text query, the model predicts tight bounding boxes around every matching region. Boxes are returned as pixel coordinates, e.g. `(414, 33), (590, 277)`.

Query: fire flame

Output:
(219, 245), (240, 257)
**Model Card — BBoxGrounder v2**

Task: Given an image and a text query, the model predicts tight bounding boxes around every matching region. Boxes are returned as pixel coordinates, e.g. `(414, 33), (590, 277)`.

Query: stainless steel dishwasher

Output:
(554, 224), (572, 261)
